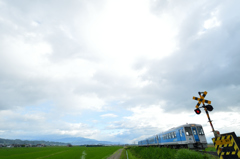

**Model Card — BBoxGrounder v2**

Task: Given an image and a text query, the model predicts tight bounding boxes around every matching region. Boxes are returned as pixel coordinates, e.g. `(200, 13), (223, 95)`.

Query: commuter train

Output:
(138, 123), (207, 149)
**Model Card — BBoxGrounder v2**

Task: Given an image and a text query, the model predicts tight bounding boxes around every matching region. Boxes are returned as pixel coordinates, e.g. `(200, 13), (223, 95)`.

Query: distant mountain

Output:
(0, 136), (122, 146)
(31, 135), (122, 145)
(0, 138), (68, 145)
(53, 137), (121, 145)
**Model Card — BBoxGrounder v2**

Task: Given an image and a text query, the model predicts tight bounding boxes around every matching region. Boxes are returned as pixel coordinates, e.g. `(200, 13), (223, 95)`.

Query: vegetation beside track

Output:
(120, 148), (127, 159)
(124, 146), (218, 159)
(205, 144), (216, 152)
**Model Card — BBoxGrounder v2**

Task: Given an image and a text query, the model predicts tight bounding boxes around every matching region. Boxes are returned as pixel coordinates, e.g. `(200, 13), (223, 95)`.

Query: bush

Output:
(129, 147), (177, 159)
(175, 149), (204, 159)
(129, 147), (216, 159)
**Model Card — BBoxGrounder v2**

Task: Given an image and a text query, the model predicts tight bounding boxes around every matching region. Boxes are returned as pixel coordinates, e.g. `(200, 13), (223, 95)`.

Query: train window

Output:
(171, 132), (174, 138)
(150, 138), (154, 142)
(179, 130), (183, 137)
(173, 132), (177, 138)
(184, 127), (193, 136)
(192, 129), (197, 135)
(197, 127), (205, 135)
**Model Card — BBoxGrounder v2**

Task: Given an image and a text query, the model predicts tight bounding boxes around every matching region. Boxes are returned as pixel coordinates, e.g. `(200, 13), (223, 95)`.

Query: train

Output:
(138, 123), (207, 149)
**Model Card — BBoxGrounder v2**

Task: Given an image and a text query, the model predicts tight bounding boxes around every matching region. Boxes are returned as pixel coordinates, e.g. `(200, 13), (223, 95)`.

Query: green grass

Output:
(205, 146), (216, 152)
(175, 149), (207, 159)
(0, 146), (122, 159)
(120, 148), (127, 159)
(127, 149), (139, 159)
(129, 147), (177, 159)
(128, 147), (217, 159)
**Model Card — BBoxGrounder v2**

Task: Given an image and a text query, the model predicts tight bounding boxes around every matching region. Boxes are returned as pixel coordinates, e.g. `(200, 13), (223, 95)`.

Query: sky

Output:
(0, 0), (240, 144)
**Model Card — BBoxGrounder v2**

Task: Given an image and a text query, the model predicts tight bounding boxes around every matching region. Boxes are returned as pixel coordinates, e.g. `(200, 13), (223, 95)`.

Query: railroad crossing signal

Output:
(193, 92), (240, 158)
(192, 91), (215, 133)
(193, 91), (211, 108)
(193, 91), (213, 114)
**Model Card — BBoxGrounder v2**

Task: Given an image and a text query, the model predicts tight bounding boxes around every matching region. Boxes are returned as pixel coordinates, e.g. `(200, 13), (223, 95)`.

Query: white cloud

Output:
(101, 113), (118, 118)
(204, 17), (221, 29)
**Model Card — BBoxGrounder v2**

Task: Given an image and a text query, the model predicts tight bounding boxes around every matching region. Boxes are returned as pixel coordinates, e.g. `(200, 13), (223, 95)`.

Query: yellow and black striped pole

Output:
(198, 92), (215, 133)
(204, 104), (215, 132)
(196, 91), (215, 135)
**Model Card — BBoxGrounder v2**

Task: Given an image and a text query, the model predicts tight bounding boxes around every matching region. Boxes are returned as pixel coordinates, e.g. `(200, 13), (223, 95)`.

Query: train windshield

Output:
(197, 126), (205, 135)
(184, 127), (193, 136)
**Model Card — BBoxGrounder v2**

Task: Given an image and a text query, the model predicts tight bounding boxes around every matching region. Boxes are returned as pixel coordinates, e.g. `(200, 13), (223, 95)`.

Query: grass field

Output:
(0, 145), (217, 159)
(0, 146), (122, 159)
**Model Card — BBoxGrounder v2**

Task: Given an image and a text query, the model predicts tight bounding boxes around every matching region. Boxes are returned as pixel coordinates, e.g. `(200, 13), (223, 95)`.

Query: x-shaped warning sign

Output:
(193, 91), (211, 108)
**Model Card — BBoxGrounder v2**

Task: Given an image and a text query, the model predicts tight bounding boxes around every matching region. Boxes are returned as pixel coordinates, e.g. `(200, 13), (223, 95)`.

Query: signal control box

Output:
(212, 132), (240, 159)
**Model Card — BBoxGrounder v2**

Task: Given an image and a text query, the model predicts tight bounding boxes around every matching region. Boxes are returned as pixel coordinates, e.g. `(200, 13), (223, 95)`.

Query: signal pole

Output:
(193, 91), (219, 137)
(198, 92), (215, 132)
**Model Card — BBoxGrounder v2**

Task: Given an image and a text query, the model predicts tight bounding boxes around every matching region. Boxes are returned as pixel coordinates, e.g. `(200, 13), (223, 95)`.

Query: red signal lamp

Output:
(194, 108), (201, 115)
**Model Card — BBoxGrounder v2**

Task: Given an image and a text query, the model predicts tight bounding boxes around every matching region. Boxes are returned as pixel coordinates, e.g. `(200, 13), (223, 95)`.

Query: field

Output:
(0, 145), (218, 159)
(0, 146), (122, 159)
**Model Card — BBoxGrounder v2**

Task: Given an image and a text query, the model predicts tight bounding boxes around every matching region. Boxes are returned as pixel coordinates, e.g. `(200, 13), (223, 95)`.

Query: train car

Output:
(138, 123), (207, 149)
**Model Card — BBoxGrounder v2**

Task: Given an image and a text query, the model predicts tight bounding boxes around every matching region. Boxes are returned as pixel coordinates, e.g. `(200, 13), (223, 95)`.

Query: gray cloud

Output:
(131, 0), (240, 113)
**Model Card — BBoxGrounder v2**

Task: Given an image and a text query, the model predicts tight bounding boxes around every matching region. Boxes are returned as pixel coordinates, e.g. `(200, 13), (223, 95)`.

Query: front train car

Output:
(181, 123), (207, 149)
(138, 123), (207, 149)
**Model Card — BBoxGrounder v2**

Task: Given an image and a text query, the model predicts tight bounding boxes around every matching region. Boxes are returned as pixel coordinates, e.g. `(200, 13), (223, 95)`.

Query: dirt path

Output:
(107, 148), (123, 159)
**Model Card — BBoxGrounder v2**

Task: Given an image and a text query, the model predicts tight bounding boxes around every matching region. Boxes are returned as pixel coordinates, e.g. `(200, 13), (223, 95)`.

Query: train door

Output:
(184, 127), (194, 143)
(158, 135), (161, 144)
(197, 126), (207, 143)
(178, 129), (184, 141)
(191, 127), (200, 142)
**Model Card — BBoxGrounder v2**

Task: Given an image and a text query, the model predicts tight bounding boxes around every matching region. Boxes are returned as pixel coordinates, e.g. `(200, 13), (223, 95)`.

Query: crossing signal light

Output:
(205, 105), (213, 111)
(194, 108), (201, 115)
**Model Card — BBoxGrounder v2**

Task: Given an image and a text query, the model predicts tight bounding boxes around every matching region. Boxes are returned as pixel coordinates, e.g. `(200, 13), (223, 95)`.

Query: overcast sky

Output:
(0, 0), (240, 144)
